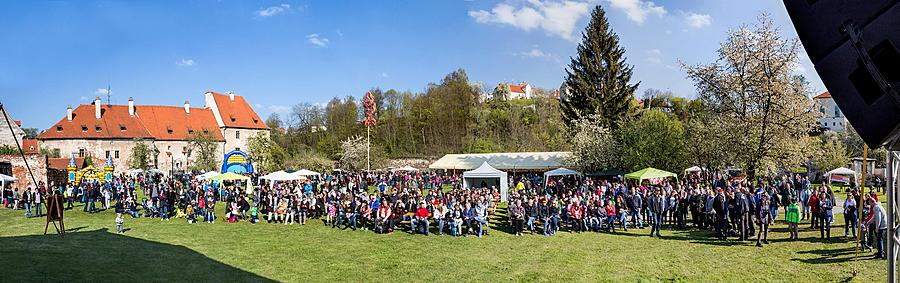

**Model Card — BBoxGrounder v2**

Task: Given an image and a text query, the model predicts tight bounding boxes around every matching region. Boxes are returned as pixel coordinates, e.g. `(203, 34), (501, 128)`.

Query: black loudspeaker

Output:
(784, 0), (900, 149)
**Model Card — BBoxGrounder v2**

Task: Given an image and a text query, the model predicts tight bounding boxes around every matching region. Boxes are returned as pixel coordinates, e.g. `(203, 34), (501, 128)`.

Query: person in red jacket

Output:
(808, 192), (819, 229)
(411, 202), (430, 235)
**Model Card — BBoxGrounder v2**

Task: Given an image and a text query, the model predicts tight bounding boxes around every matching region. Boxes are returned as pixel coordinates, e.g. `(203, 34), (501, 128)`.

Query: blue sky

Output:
(0, 0), (825, 131)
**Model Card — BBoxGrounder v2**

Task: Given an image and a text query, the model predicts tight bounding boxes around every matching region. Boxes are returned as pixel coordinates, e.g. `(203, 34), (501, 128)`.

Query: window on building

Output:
(105, 151), (111, 159)
(95, 126), (102, 132)
(835, 108), (842, 118)
(56, 126), (63, 132)
(78, 148), (85, 158)
(167, 128), (173, 134)
(236, 131), (240, 139)
(115, 151), (119, 159)
(120, 125), (127, 131)
(81, 125), (88, 132)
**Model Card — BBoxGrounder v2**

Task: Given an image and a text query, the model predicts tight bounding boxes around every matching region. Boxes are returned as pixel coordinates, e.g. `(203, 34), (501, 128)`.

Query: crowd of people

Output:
(0, 169), (889, 259)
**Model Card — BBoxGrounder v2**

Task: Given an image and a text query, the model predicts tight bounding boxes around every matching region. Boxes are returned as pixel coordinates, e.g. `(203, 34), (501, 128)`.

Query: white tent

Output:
(391, 165), (420, 172)
(195, 171), (221, 180)
(292, 169), (322, 177)
(261, 170), (307, 181)
(0, 173), (16, 187)
(543, 167), (582, 188)
(824, 167), (857, 184)
(824, 167), (856, 176)
(463, 162), (509, 202)
(684, 166), (705, 173)
(430, 151), (572, 171)
(126, 169), (144, 175)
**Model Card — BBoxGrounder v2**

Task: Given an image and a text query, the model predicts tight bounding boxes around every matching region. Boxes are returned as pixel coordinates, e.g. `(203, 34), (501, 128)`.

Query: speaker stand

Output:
(888, 151), (900, 281)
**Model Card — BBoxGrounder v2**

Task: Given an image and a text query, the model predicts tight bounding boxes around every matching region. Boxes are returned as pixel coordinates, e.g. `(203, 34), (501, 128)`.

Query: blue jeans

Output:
(411, 218), (429, 234)
(206, 211), (215, 222)
(527, 216), (535, 231)
(348, 214), (358, 230)
(631, 209), (643, 228)
(651, 213), (662, 236)
(436, 219), (445, 234)
(24, 203), (32, 218)
(876, 228), (887, 258)
(34, 203), (42, 216)
(160, 206), (169, 220)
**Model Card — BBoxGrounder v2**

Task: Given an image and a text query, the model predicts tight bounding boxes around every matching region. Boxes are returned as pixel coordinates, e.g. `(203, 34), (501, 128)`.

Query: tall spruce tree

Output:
(562, 5), (638, 130)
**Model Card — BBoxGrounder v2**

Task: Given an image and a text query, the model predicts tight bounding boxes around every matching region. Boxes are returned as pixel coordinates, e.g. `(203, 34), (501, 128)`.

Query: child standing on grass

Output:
(250, 205), (259, 224)
(785, 197), (800, 240)
(116, 213), (124, 234)
(326, 201), (336, 226)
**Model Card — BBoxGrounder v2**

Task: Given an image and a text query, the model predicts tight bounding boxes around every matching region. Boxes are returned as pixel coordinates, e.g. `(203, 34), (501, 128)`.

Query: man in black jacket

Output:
(713, 188), (728, 240)
(648, 188), (665, 237)
(733, 187), (749, 241)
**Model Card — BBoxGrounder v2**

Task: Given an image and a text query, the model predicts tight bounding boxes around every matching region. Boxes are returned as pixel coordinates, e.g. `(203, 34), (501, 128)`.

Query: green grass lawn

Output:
(0, 200), (888, 282)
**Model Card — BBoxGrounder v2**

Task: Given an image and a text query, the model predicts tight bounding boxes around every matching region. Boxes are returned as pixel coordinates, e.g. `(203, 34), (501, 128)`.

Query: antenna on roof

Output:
(106, 83), (112, 106)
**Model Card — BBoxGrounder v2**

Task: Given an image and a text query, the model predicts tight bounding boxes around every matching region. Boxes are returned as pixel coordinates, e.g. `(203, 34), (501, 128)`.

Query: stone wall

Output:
(40, 138), (225, 175)
(0, 154), (47, 191)
(0, 108), (25, 148)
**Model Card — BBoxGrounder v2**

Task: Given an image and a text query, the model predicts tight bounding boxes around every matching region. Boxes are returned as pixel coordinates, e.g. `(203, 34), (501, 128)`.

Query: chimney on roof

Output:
(228, 91), (235, 102)
(66, 105), (73, 121)
(184, 100), (190, 114)
(94, 96), (102, 119)
(128, 97), (135, 116)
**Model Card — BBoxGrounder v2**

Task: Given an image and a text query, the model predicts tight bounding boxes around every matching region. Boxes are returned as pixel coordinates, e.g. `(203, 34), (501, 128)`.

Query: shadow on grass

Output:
(791, 246), (881, 265)
(0, 228), (275, 282)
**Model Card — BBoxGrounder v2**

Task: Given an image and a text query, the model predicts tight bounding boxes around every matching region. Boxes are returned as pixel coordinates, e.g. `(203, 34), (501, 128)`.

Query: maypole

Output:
(362, 92), (377, 172)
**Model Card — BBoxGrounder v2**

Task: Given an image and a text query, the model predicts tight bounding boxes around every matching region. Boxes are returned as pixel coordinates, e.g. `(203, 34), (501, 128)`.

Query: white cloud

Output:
(307, 34), (329, 48)
(80, 96), (88, 101)
(608, 0), (666, 24)
(685, 12), (712, 28)
(95, 88), (110, 95)
(256, 4), (290, 17)
(518, 48), (551, 58)
(665, 64), (677, 70)
(468, 0), (591, 40)
(336, 29), (344, 38)
(176, 58), (195, 67)
(380, 72), (389, 78)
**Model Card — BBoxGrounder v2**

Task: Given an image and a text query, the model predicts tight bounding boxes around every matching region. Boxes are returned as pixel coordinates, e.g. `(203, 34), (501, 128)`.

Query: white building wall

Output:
(816, 98), (848, 132)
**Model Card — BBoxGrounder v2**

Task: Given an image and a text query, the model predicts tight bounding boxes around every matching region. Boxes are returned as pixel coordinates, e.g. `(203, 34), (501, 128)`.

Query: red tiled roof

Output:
(137, 106), (224, 141)
(22, 139), (38, 154)
(209, 92), (269, 130)
(37, 105), (154, 140)
(36, 104), (224, 141)
(814, 91), (831, 99)
(508, 83), (527, 94)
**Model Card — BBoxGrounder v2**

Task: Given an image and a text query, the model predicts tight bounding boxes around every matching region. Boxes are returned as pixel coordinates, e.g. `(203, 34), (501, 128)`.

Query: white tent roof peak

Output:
(824, 167), (856, 176)
(466, 162), (503, 176)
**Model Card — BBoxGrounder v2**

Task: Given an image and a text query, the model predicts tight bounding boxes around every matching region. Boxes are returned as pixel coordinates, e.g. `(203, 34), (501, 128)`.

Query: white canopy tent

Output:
(292, 169), (322, 177)
(195, 171), (221, 180)
(126, 169), (144, 175)
(543, 167), (582, 188)
(261, 171), (307, 181)
(684, 166), (705, 173)
(462, 162), (509, 202)
(0, 173), (16, 187)
(391, 165), (420, 172)
(824, 167), (857, 184)
(430, 152), (572, 171)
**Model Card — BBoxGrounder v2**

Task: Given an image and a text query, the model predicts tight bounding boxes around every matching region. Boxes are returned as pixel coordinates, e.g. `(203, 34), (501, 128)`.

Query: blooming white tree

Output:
(569, 114), (621, 172)
(683, 14), (820, 178)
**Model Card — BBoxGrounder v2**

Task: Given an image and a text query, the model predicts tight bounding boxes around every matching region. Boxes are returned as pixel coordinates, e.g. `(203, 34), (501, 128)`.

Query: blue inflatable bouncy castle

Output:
(221, 150), (254, 174)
